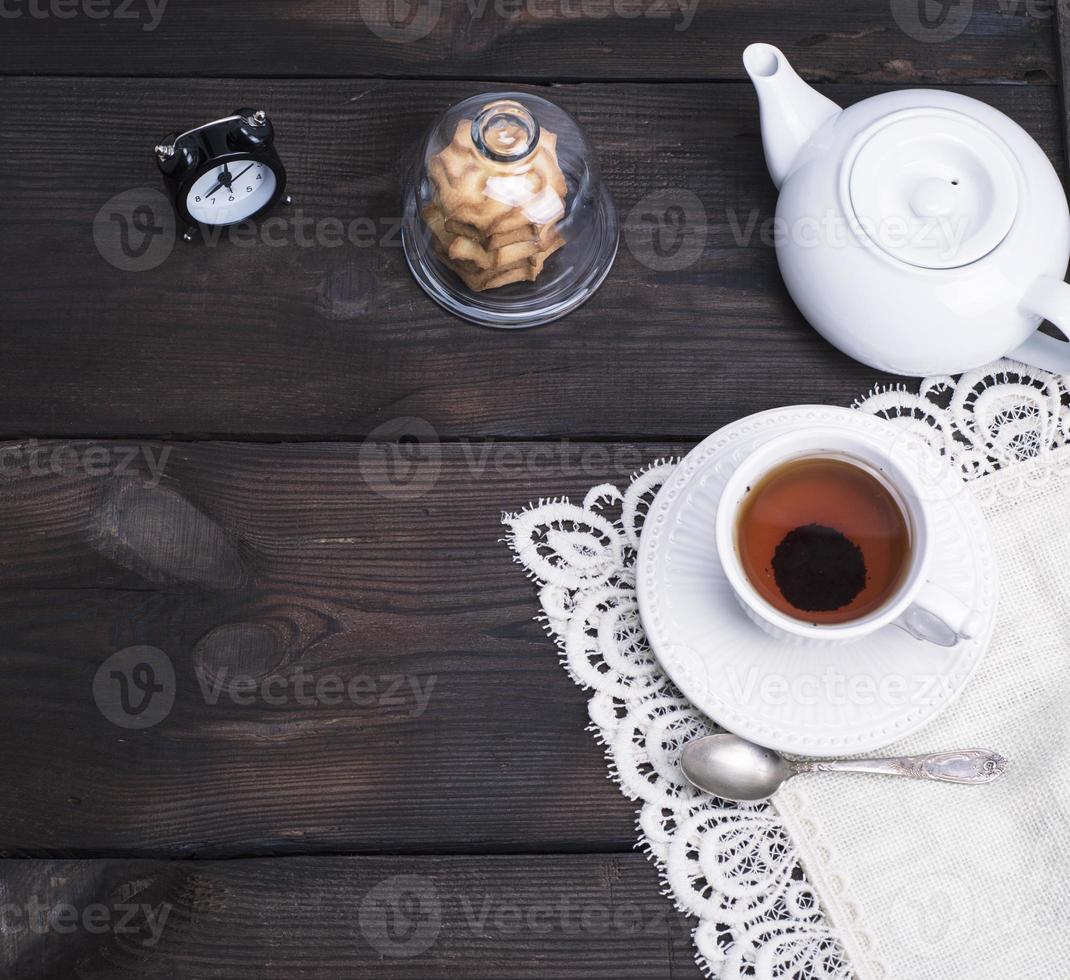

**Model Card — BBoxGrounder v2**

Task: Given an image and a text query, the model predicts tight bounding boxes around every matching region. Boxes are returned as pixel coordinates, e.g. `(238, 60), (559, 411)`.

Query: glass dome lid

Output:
(401, 91), (619, 329)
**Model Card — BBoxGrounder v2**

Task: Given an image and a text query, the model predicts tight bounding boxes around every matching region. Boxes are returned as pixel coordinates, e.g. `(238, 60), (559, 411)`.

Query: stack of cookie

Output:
(421, 105), (568, 292)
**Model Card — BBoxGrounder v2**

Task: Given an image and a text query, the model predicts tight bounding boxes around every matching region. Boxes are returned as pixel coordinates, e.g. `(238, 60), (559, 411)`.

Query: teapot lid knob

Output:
(910, 177), (958, 219)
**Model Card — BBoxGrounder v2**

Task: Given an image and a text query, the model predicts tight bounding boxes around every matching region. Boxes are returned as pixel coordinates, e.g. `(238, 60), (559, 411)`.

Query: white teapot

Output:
(744, 42), (1070, 376)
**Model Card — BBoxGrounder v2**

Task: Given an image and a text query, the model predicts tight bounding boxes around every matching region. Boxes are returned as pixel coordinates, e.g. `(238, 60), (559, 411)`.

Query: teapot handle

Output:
(1014, 275), (1070, 373)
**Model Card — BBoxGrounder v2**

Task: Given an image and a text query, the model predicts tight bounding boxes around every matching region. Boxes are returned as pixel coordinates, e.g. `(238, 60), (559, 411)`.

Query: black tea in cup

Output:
(735, 455), (911, 624)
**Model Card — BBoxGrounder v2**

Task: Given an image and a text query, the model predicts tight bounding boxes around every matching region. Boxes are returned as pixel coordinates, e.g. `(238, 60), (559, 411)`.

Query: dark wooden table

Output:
(0, 3), (1066, 977)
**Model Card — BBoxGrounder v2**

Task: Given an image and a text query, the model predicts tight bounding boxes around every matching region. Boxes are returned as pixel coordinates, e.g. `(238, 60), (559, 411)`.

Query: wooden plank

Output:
(0, 854), (703, 979)
(1057, 0), (1070, 168)
(0, 0), (1054, 83)
(0, 440), (688, 856)
(0, 79), (1061, 440)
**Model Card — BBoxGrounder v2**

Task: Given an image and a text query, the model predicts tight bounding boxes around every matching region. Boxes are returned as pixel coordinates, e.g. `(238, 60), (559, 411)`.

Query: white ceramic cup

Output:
(714, 428), (985, 647)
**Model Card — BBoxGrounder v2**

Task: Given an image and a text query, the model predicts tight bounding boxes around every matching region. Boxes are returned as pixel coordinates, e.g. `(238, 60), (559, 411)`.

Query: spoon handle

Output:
(792, 749), (1007, 785)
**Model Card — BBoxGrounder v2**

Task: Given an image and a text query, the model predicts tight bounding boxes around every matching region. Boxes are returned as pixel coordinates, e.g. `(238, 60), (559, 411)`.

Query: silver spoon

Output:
(681, 733), (1008, 802)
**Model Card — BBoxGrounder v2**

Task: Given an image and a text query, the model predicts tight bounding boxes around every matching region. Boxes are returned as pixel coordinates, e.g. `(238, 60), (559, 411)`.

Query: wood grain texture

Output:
(1058, 0), (1070, 166)
(0, 439), (687, 856)
(0, 0), (1055, 82)
(0, 854), (703, 979)
(0, 9), (1062, 978)
(0, 78), (1062, 440)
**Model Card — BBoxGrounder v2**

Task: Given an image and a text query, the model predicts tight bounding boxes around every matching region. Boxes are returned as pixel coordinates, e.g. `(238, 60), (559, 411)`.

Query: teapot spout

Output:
(743, 43), (841, 189)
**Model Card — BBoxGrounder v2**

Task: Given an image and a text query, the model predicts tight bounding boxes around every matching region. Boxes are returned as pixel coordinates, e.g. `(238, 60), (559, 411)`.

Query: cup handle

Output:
(893, 581), (984, 647)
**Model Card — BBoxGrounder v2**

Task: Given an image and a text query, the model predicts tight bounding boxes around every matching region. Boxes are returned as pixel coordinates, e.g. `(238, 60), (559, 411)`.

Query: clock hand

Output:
(228, 163), (255, 186)
(203, 164), (256, 201)
(204, 165), (235, 199)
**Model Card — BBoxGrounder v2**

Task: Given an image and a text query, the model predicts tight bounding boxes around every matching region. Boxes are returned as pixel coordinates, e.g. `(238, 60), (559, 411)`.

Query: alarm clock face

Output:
(185, 158), (278, 226)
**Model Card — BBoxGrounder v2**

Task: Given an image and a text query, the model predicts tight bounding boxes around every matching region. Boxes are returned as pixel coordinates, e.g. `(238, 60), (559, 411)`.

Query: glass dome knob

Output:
(472, 100), (541, 163)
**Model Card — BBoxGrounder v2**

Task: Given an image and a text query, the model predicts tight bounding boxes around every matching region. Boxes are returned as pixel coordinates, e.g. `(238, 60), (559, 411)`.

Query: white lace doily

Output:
(501, 360), (1070, 980)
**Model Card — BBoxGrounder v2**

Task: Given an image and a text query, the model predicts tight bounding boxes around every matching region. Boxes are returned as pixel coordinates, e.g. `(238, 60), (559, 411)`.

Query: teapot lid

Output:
(844, 108), (1020, 270)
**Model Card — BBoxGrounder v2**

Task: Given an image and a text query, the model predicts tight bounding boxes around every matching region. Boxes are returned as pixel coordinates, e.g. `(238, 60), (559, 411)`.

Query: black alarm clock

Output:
(154, 108), (288, 238)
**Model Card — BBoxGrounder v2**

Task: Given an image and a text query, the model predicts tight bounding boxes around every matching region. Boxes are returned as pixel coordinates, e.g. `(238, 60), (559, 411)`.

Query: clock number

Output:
(256, 173), (263, 180)
(247, 186), (253, 193)
(195, 196), (202, 202)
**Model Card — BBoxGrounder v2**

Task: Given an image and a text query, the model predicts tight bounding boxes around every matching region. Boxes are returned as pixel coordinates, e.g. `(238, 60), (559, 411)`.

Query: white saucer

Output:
(636, 406), (997, 757)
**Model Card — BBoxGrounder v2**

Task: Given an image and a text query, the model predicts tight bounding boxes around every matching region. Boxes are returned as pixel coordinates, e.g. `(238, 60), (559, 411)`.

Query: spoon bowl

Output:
(681, 733), (795, 801)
